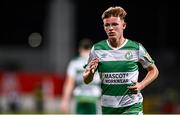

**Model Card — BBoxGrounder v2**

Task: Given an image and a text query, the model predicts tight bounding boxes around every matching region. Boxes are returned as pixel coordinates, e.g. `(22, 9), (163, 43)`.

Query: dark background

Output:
(1, 0), (50, 48)
(1, 0), (170, 49)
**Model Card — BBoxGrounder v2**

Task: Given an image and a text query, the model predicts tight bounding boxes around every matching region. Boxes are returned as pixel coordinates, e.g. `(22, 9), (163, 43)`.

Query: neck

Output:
(108, 37), (126, 48)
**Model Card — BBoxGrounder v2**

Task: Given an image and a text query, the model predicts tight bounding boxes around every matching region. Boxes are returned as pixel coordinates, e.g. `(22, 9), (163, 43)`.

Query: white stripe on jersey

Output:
(95, 50), (139, 62)
(101, 93), (143, 108)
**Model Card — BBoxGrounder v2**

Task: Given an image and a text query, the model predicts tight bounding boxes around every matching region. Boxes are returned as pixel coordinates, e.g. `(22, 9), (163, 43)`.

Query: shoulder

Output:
(94, 40), (107, 46)
(122, 39), (141, 50)
(93, 39), (110, 50)
(127, 39), (140, 46)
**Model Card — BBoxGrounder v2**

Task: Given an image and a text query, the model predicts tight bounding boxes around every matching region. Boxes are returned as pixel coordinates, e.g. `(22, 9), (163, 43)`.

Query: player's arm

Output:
(60, 61), (75, 113)
(138, 44), (159, 90)
(83, 58), (99, 84)
(128, 64), (159, 93)
(139, 63), (159, 90)
(128, 43), (159, 93)
(60, 75), (75, 113)
(83, 46), (99, 84)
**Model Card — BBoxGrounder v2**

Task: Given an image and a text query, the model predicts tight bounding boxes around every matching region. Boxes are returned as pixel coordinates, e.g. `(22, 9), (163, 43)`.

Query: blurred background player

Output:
(60, 38), (101, 114)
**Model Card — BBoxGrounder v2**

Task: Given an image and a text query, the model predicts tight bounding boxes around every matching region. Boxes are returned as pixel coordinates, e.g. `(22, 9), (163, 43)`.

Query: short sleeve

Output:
(139, 43), (154, 68)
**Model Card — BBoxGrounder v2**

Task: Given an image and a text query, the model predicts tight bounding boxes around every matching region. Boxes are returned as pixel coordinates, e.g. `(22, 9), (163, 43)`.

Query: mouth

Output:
(108, 32), (116, 36)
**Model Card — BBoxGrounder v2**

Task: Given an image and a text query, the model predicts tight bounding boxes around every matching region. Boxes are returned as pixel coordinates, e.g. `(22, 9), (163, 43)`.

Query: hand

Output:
(83, 58), (99, 84)
(128, 81), (143, 94)
(86, 58), (99, 73)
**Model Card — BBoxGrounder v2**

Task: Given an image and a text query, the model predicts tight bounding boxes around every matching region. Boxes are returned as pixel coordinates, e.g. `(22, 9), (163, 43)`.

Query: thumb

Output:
(128, 81), (137, 89)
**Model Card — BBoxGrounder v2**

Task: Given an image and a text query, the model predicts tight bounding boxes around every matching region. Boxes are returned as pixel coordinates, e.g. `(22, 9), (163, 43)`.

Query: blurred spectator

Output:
(42, 76), (55, 113)
(33, 82), (44, 113)
(1, 71), (21, 113)
(60, 38), (101, 114)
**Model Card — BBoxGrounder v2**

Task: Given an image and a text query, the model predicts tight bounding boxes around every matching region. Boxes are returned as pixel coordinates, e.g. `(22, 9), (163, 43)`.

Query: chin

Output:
(108, 36), (116, 41)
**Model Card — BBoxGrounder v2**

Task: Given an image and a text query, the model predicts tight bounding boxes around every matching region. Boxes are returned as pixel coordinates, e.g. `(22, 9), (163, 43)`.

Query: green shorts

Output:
(76, 101), (97, 114)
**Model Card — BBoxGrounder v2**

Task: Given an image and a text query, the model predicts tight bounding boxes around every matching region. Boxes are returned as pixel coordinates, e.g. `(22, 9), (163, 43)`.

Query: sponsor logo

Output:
(104, 73), (128, 79)
(103, 73), (129, 83)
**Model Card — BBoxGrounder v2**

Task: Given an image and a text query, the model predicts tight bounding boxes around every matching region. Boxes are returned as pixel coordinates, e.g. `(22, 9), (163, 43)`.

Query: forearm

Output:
(61, 77), (74, 102)
(140, 64), (159, 90)
(83, 69), (94, 84)
(62, 87), (73, 102)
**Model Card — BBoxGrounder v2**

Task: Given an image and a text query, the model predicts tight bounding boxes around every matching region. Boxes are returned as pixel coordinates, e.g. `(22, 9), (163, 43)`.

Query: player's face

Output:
(103, 16), (126, 41)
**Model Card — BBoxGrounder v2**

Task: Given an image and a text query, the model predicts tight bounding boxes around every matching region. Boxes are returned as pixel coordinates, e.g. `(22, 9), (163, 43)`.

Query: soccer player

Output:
(60, 38), (101, 114)
(83, 6), (159, 114)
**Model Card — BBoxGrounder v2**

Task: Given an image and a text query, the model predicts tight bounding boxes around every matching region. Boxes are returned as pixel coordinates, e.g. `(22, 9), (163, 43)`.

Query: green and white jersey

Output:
(88, 39), (154, 110)
(67, 56), (101, 102)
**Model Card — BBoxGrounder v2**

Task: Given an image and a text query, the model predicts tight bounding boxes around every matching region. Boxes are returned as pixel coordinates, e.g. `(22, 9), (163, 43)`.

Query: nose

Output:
(109, 25), (113, 30)
(108, 26), (114, 31)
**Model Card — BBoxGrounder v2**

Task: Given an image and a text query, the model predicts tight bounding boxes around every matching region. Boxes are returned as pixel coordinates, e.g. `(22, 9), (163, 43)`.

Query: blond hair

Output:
(101, 6), (127, 20)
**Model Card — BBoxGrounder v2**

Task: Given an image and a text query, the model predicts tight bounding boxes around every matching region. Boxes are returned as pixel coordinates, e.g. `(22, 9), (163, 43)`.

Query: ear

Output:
(123, 22), (126, 29)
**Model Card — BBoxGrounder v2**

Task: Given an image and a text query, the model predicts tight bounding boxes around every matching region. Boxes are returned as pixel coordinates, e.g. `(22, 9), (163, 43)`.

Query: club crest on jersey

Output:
(125, 51), (133, 60)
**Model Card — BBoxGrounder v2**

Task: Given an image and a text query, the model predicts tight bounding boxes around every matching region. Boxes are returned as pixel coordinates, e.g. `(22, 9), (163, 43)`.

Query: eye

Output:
(104, 24), (110, 28)
(112, 23), (119, 27)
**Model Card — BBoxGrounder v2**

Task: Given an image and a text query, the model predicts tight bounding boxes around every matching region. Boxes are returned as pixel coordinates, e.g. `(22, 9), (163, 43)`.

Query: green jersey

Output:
(88, 39), (154, 114)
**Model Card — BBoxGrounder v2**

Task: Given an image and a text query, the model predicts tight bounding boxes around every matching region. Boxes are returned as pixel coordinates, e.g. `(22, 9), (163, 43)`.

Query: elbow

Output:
(83, 77), (91, 84)
(152, 64), (159, 79)
(83, 76), (93, 84)
(84, 80), (90, 84)
(148, 64), (159, 79)
(155, 67), (159, 79)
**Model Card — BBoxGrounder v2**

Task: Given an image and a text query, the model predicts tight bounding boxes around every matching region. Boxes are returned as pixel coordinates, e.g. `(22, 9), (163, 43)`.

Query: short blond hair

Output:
(101, 6), (127, 20)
